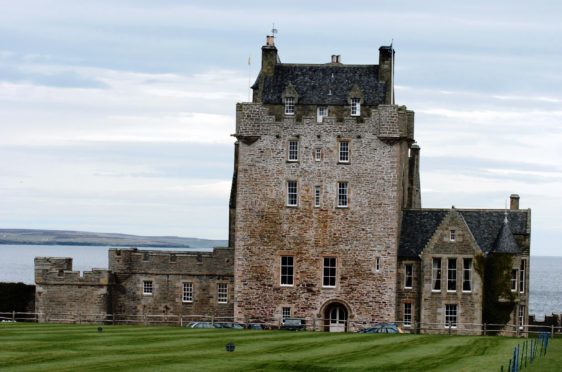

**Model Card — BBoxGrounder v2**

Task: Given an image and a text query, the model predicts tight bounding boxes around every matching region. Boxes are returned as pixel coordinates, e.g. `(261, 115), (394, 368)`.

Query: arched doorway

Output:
(324, 302), (348, 332)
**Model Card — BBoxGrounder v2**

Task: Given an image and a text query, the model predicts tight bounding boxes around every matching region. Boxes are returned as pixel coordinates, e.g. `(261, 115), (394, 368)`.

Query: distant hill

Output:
(0, 229), (227, 249)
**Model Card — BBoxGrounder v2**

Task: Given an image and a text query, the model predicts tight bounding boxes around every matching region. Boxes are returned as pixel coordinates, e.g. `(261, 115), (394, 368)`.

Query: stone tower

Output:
(230, 36), (420, 330)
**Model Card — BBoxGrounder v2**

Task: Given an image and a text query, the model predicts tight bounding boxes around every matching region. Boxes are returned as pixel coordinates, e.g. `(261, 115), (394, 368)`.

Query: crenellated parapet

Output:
(34, 257), (112, 286)
(235, 103), (414, 144)
(108, 247), (234, 276)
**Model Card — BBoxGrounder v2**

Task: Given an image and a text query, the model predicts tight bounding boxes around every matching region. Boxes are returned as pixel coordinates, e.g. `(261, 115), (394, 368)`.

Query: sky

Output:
(0, 1), (561, 255)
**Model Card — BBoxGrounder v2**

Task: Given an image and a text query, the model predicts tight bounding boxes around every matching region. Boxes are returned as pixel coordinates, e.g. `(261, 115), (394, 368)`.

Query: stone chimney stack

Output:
(378, 46), (395, 104)
(261, 35), (278, 76)
(510, 194), (520, 210)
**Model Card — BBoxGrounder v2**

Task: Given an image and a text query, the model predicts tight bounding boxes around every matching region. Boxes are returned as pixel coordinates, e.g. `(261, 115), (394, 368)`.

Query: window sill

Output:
(431, 290), (441, 293)
(447, 290), (456, 293)
(322, 286), (336, 289)
(286, 205), (298, 208)
(182, 301), (193, 304)
(218, 302), (228, 304)
(462, 290), (472, 293)
(143, 293), (153, 296)
(404, 287), (413, 290)
(280, 284), (294, 287)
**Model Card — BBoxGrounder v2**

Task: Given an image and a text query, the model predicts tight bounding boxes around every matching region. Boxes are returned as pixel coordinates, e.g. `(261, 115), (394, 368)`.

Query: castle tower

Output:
(230, 36), (420, 330)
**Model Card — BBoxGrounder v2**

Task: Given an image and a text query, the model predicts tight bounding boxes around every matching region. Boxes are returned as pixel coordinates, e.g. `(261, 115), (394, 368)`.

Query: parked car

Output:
(246, 323), (266, 330)
(357, 323), (403, 334)
(215, 322), (245, 329)
(187, 322), (217, 329)
(280, 318), (305, 331)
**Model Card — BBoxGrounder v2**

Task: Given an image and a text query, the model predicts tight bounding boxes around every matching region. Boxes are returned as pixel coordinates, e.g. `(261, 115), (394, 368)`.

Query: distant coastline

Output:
(0, 228), (227, 249)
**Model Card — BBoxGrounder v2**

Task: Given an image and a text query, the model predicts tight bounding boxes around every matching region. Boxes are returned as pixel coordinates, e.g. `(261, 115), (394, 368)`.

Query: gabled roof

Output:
(399, 209), (530, 258)
(255, 64), (387, 106)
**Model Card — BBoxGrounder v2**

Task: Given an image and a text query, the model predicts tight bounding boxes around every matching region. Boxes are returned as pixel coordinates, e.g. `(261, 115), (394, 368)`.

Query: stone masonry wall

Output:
(419, 210), (484, 334)
(35, 257), (112, 322)
(234, 103), (415, 325)
(109, 248), (234, 319)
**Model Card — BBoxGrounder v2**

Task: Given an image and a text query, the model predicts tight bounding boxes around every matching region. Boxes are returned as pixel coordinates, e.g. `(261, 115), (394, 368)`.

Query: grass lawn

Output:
(0, 324), (560, 371)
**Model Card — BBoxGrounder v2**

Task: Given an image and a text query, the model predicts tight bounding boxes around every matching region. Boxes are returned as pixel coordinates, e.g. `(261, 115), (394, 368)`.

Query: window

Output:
(314, 186), (321, 207)
(323, 257), (337, 287)
(404, 303), (412, 327)
(375, 257), (381, 272)
(285, 97), (295, 115)
(287, 181), (298, 206)
(519, 305), (525, 329)
(280, 256), (294, 286)
(432, 258), (441, 291)
(143, 280), (153, 295)
(339, 141), (349, 163)
(519, 260), (526, 293)
(217, 283), (228, 303)
(462, 258), (472, 292)
(450, 229), (456, 241)
(315, 148), (322, 161)
(317, 106), (328, 122)
(404, 264), (413, 289)
(288, 140), (298, 161)
(351, 98), (361, 116)
(447, 258), (457, 292)
(445, 304), (457, 328)
(282, 307), (291, 320)
(337, 182), (348, 207)
(182, 282), (193, 303)
(511, 269), (518, 292)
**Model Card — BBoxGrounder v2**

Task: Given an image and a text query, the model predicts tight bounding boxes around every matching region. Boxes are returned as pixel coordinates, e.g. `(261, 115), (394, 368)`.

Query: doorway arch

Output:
(323, 301), (349, 332)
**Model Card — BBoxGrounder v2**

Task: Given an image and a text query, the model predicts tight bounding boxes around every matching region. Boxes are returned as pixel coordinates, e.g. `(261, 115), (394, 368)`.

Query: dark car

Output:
(280, 318), (305, 331)
(186, 322), (217, 329)
(247, 323), (266, 330)
(216, 322), (245, 329)
(357, 323), (403, 334)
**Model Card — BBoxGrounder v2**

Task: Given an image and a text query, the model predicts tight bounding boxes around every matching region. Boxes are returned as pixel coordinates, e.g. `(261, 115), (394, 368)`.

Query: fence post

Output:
(12, 311), (15, 322)
(483, 323), (486, 336)
(551, 325), (554, 339)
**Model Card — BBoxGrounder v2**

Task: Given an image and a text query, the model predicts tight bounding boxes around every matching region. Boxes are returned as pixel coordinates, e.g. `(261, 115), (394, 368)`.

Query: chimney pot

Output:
(331, 55), (337, 63)
(510, 194), (520, 210)
(336, 55), (341, 63)
(266, 35), (275, 46)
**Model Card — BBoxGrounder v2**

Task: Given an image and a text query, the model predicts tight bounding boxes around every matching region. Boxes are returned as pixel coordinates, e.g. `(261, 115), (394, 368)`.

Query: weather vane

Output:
(272, 23), (278, 36)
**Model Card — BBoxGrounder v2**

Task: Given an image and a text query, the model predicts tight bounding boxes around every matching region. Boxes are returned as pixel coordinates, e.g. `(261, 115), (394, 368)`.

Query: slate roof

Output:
(491, 221), (520, 254)
(398, 209), (530, 258)
(255, 64), (387, 106)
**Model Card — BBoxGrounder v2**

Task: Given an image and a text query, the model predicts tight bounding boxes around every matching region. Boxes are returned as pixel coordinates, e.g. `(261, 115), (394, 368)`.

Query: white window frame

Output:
(288, 140), (299, 162)
(511, 269), (518, 292)
(338, 141), (350, 163)
(450, 229), (456, 242)
(337, 182), (348, 208)
(351, 98), (361, 116)
(404, 303), (412, 327)
(519, 259), (526, 293)
(323, 257), (337, 288)
(404, 263), (413, 289)
(182, 282), (193, 303)
(317, 106), (328, 123)
(432, 258), (441, 292)
(445, 304), (457, 328)
(314, 186), (321, 208)
(217, 283), (228, 304)
(282, 306), (291, 320)
(287, 180), (298, 207)
(447, 258), (457, 292)
(462, 258), (472, 292)
(519, 305), (525, 330)
(314, 148), (322, 161)
(285, 97), (295, 115)
(280, 256), (294, 286)
(143, 280), (153, 296)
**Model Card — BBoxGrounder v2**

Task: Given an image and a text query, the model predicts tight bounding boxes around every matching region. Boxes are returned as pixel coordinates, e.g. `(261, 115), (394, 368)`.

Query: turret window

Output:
(285, 97), (295, 115)
(351, 98), (361, 116)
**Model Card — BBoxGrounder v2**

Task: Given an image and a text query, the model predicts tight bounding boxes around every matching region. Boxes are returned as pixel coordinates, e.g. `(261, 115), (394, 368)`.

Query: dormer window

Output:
(285, 97), (295, 115)
(351, 98), (361, 116)
(450, 229), (456, 242)
(317, 106), (328, 122)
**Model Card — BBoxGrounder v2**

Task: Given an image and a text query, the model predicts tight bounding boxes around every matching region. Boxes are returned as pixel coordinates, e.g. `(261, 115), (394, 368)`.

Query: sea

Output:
(1, 245), (560, 319)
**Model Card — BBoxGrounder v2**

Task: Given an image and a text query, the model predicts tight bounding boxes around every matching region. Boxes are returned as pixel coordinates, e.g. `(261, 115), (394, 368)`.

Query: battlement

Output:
(108, 247), (234, 275)
(235, 103), (414, 142)
(34, 257), (112, 285)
